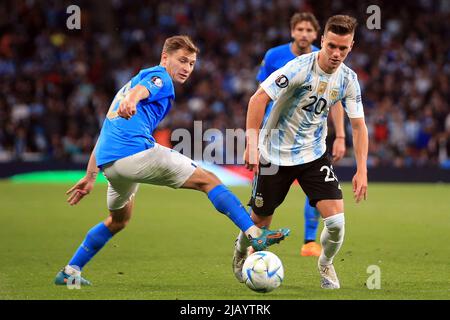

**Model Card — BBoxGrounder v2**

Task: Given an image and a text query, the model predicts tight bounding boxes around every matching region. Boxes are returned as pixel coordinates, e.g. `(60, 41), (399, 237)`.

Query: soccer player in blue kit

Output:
(250, 13), (346, 258)
(55, 36), (289, 286)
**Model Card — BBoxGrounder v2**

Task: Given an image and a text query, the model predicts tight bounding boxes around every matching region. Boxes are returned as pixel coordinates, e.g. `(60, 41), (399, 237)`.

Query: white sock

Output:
(319, 213), (345, 266)
(235, 231), (250, 253)
(64, 265), (81, 277)
(237, 224), (263, 254)
(244, 225), (262, 239)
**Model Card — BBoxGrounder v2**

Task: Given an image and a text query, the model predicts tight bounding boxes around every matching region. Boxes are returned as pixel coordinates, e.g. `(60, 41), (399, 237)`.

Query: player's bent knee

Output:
(195, 168), (220, 184)
(183, 167), (222, 193)
(323, 213), (345, 237)
(106, 204), (133, 233)
(205, 169), (220, 181)
(106, 215), (130, 233)
(316, 199), (344, 218)
(203, 170), (222, 188)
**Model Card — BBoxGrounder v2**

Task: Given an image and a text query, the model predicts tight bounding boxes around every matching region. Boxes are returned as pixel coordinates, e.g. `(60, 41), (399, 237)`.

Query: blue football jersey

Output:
(256, 43), (320, 82)
(256, 43), (320, 124)
(95, 65), (175, 167)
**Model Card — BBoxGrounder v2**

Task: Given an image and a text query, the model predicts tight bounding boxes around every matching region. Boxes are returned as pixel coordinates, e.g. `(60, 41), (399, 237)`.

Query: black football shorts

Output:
(248, 152), (343, 216)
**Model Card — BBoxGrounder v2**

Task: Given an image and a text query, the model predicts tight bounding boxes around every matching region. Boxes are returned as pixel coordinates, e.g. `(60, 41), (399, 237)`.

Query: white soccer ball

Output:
(242, 251), (284, 293)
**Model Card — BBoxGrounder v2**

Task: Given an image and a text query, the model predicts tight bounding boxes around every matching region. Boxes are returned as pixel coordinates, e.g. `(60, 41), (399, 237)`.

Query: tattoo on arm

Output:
(87, 171), (98, 180)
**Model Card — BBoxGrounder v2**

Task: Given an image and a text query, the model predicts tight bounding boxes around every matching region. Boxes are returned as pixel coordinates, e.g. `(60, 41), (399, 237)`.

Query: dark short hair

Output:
(162, 35), (200, 54)
(324, 15), (358, 35)
(290, 12), (320, 33)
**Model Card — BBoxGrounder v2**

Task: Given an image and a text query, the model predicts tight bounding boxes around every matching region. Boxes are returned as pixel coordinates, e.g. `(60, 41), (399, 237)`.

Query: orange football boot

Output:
(300, 242), (321, 257)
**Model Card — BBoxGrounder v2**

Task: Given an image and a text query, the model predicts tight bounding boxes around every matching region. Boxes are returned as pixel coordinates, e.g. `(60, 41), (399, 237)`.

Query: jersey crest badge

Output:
(317, 81), (328, 95)
(275, 75), (289, 88)
(151, 76), (163, 88)
(330, 89), (339, 100)
(254, 195), (264, 208)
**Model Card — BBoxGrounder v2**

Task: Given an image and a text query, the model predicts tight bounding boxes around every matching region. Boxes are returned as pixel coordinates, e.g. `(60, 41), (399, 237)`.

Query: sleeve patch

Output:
(275, 75), (289, 88)
(151, 76), (163, 88)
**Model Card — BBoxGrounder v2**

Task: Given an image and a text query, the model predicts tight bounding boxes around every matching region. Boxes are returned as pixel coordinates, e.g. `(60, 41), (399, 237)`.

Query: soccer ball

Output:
(242, 251), (284, 293)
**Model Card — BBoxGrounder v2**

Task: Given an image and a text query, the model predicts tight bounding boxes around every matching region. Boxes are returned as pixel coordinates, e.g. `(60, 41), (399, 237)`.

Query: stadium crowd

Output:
(0, 0), (449, 167)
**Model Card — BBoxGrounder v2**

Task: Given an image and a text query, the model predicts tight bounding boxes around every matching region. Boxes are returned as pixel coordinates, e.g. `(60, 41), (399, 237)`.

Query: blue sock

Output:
(304, 196), (320, 243)
(207, 185), (254, 232)
(68, 222), (113, 271)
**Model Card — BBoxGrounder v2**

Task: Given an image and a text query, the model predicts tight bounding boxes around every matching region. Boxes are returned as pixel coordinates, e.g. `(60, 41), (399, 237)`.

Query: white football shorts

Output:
(102, 143), (197, 210)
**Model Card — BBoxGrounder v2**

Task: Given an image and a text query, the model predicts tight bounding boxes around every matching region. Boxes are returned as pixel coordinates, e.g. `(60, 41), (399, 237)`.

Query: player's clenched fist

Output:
(118, 97), (137, 120)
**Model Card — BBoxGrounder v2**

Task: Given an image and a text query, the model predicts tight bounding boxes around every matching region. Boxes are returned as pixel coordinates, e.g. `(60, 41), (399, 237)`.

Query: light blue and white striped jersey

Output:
(259, 51), (364, 166)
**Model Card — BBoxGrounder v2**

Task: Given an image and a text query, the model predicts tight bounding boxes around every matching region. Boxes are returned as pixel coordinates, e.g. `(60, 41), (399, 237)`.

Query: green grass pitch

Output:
(0, 181), (449, 300)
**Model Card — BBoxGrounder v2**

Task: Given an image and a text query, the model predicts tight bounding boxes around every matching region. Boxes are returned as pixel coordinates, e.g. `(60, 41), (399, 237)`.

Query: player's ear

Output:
(321, 35), (324, 47)
(161, 51), (169, 64)
(349, 40), (354, 52)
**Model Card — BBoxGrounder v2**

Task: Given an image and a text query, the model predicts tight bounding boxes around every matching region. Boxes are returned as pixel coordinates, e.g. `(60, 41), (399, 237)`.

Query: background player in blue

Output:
(255, 13), (346, 257)
(54, 36), (289, 286)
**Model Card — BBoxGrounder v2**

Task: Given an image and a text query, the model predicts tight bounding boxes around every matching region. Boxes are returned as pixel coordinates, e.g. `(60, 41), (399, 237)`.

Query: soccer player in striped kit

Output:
(254, 12), (347, 258)
(234, 15), (368, 289)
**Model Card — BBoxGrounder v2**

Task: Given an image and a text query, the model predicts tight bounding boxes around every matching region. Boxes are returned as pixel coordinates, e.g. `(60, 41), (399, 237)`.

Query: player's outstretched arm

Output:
(66, 145), (99, 206)
(329, 102), (346, 163)
(349, 117), (368, 203)
(117, 85), (150, 120)
(244, 87), (271, 172)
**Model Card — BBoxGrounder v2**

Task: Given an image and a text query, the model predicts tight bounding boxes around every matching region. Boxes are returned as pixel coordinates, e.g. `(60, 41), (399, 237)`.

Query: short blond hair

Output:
(162, 35), (200, 54)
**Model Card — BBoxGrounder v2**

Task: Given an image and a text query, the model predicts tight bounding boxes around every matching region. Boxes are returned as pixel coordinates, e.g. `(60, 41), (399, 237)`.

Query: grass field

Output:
(0, 181), (449, 300)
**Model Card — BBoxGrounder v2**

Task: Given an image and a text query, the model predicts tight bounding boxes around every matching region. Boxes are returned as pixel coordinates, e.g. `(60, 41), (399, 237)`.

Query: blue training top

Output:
(256, 42), (320, 82)
(95, 65), (175, 167)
